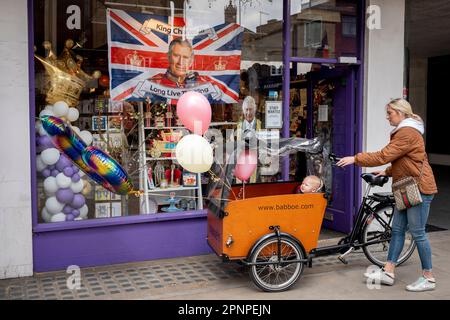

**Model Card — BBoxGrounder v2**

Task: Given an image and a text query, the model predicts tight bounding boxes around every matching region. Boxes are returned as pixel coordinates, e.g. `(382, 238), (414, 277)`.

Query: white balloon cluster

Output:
(36, 101), (93, 223)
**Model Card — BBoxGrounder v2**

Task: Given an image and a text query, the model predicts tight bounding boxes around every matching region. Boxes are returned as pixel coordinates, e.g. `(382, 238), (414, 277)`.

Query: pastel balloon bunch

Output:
(175, 92), (214, 173)
(35, 101), (92, 222)
(40, 115), (134, 196)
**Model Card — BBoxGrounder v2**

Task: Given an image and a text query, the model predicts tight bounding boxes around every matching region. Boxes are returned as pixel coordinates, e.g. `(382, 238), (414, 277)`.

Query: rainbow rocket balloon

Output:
(82, 146), (133, 195)
(40, 115), (134, 195)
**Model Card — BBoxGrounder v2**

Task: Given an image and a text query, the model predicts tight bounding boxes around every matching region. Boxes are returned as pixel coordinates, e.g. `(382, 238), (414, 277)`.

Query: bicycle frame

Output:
(308, 183), (393, 260)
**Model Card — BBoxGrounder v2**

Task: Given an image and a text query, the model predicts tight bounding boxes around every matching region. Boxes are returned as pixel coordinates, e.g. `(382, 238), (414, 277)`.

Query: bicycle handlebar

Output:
(328, 153), (342, 163)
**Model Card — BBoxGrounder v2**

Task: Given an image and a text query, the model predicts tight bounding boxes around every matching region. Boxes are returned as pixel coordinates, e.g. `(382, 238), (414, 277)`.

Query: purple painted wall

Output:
(33, 214), (211, 272)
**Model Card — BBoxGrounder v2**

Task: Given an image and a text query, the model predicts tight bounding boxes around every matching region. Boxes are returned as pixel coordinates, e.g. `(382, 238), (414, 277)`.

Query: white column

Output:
(363, 0), (405, 192)
(0, 0), (33, 279)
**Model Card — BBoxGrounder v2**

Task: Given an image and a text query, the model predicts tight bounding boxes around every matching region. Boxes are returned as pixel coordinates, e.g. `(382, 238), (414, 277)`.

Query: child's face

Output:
(300, 178), (319, 193)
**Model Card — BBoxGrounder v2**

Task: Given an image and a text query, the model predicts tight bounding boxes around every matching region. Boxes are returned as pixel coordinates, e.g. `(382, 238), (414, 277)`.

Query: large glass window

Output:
(33, 0), (286, 223)
(290, 0), (358, 59)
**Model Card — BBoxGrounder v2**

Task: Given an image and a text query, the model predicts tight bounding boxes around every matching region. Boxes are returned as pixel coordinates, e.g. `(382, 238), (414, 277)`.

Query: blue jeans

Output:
(387, 194), (434, 271)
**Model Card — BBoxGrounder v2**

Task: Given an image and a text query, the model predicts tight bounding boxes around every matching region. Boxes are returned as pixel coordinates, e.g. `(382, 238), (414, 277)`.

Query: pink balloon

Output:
(234, 150), (257, 182)
(176, 91), (212, 135)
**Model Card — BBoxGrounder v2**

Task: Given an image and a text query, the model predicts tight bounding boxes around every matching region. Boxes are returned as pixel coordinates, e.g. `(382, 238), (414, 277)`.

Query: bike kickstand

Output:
(338, 247), (355, 265)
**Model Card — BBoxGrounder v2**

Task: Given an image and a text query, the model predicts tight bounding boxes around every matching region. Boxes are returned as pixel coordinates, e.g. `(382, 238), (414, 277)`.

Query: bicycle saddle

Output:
(361, 173), (389, 187)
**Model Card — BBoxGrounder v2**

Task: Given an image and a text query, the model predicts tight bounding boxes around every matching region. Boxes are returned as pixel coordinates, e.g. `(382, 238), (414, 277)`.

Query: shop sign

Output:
(265, 101), (283, 129)
(318, 105), (328, 122)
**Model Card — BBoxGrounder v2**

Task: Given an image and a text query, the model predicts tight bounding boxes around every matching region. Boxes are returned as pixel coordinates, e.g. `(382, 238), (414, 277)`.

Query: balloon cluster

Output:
(175, 92), (214, 173)
(173, 91), (257, 182)
(36, 101), (92, 222)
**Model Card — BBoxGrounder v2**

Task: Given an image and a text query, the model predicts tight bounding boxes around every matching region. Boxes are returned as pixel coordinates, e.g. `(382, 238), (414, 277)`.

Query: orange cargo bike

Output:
(206, 154), (416, 292)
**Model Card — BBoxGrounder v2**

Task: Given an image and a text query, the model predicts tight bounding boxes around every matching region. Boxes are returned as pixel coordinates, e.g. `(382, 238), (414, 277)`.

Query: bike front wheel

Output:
(249, 236), (305, 292)
(361, 204), (416, 267)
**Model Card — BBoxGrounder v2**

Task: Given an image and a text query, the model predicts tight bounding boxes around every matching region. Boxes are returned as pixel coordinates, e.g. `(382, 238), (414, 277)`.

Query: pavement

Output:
(2, 165), (449, 301)
(1, 228), (449, 300)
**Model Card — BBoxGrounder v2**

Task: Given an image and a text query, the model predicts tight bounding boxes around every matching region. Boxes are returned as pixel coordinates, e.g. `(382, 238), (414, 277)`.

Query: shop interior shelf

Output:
(146, 157), (177, 161)
(147, 186), (199, 192)
(143, 122), (237, 130)
(144, 126), (185, 130)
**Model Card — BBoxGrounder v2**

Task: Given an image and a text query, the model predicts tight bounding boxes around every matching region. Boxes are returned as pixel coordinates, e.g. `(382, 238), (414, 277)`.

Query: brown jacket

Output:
(355, 127), (437, 195)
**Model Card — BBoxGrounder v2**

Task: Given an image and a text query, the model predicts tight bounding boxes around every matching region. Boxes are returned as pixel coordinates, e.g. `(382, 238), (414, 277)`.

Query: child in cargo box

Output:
(296, 175), (323, 194)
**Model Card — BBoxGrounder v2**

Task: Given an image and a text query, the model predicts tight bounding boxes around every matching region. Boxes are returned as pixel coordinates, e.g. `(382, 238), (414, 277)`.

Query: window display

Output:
(33, 0), (287, 223)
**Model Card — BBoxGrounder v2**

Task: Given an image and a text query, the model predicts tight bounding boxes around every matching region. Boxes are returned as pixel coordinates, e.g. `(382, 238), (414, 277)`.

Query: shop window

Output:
(32, 0), (286, 224)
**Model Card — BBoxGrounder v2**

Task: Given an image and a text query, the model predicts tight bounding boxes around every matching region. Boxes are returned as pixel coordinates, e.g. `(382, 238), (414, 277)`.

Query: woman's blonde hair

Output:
(387, 98), (423, 122)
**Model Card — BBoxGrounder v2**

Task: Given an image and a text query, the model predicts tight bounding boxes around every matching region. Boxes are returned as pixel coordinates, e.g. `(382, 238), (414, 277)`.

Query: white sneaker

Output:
(364, 268), (395, 286)
(406, 277), (436, 292)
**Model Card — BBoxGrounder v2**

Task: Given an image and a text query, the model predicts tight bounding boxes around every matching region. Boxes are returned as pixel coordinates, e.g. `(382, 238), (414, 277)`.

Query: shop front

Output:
(30, 0), (364, 272)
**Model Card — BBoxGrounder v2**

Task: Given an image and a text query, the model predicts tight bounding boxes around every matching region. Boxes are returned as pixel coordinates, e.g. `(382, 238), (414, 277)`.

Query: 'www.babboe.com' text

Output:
(258, 204), (314, 211)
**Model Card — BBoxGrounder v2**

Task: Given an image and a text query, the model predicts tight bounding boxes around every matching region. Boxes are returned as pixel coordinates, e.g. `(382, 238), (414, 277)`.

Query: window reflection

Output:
(291, 0), (358, 59)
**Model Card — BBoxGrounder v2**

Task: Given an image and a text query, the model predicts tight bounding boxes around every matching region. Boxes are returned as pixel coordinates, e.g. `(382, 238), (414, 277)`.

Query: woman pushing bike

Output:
(336, 98), (438, 292)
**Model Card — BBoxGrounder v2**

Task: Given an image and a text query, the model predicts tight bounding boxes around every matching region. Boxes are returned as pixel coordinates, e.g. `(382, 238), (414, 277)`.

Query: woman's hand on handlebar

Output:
(336, 156), (355, 167)
(372, 170), (387, 177)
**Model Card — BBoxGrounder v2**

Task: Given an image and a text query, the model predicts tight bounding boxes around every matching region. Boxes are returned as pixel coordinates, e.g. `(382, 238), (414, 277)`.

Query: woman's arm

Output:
(355, 129), (413, 167)
(337, 128), (413, 168)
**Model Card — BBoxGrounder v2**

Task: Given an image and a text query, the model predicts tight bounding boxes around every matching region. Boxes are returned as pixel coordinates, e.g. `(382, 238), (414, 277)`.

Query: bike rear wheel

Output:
(361, 204), (416, 267)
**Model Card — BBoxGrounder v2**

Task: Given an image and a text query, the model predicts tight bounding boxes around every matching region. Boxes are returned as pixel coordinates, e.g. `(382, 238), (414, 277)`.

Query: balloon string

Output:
(207, 169), (236, 200)
(237, 187), (244, 200)
(209, 163), (238, 200)
(129, 190), (145, 197)
(220, 163), (238, 200)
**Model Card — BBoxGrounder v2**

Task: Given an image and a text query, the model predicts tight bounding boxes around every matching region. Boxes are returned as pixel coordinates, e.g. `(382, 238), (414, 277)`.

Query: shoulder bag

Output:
(391, 155), (426, 211)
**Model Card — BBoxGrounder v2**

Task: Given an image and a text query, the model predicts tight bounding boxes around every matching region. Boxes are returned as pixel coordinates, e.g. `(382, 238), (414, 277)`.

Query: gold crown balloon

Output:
(35, 39), (101, 107)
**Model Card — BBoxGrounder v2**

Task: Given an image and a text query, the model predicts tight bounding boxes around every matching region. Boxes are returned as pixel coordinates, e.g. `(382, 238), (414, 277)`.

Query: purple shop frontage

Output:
(30, 0), (366, 272)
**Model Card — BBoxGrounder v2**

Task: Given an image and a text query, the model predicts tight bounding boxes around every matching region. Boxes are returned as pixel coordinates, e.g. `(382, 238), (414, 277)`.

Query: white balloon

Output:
(44, 176), (59, 195)
(53, 101), (69, 117)
(41, 148), (60, 166)
(41, 207), (53, 222)
(39, 109), (54, 118)
(35, 121), (42, 133)
(38, 123), (48, 136)
(67, 108), (80, 122)
(45, 105), (54, 112)
(175, 134), (213, 173)
(36, 155), (47, 172)
(56, 172), (72, 189)
(80, 131), (93, 146)
(45, 196), (65, 215)
(70, 180), (84, 194)
(51, 213), (66, 222)
(71, 126), (81, 135)
(79, 204), (89, 219)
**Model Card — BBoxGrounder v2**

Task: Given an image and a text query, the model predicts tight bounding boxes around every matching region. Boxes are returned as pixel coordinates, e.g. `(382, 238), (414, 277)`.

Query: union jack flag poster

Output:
(107, 9), (244, 104)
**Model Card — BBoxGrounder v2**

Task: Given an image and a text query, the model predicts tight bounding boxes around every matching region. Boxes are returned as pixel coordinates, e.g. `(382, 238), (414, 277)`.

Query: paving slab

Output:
(1, 230), (449, 300)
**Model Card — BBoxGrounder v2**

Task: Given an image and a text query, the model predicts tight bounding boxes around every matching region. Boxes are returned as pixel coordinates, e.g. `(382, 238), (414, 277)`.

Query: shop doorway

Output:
(405, 0), (450, 230)
(291, 64), (357, 233)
